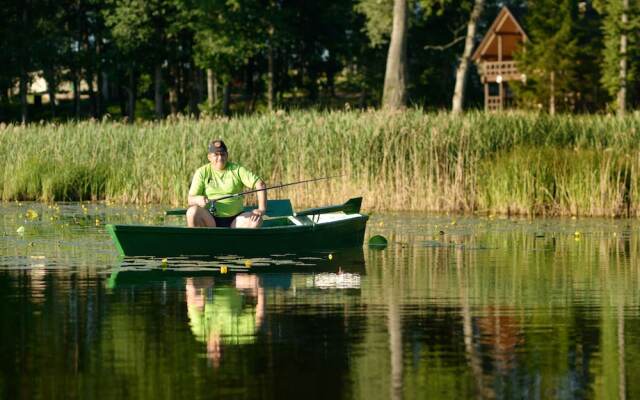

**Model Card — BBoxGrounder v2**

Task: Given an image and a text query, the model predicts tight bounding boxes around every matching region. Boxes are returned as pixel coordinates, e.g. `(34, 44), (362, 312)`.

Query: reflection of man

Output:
(185, 275), (264, 367)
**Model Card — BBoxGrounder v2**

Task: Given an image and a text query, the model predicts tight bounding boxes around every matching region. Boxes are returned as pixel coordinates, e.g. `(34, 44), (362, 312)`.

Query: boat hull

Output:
(106, 215), (369, 257)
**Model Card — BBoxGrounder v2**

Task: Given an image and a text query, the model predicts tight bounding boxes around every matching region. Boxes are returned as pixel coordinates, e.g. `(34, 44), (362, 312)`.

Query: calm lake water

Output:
(1, 202), (638, 399)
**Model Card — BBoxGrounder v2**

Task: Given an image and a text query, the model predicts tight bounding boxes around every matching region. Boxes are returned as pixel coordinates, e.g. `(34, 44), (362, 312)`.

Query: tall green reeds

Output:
(1, 110), (640, 216)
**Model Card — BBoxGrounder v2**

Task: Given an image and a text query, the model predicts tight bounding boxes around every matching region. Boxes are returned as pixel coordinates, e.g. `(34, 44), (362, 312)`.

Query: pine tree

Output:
(514, 0), (602, 114)
(595, 0), (640, 114)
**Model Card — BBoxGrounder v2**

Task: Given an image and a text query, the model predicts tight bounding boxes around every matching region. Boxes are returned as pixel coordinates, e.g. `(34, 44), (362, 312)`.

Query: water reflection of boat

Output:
(105, 248), (366, 368)
(106, 248), (365, 290)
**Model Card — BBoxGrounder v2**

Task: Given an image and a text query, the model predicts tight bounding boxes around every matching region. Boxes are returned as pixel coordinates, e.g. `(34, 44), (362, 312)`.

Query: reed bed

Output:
(2, 110), (640, 216)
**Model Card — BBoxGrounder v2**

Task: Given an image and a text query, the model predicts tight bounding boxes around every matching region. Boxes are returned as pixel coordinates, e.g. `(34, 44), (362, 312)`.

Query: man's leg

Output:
(186, 206), (216, 227)
(231, 211), (263, 228)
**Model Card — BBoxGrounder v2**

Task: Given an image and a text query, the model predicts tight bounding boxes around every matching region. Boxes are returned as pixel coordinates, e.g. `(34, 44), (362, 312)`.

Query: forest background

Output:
(1, 0), (634, 123)
(3, 0), (640, 217)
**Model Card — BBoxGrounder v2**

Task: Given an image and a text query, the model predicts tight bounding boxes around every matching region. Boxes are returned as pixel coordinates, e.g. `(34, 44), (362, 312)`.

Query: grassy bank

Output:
(1, 110), (640, 216)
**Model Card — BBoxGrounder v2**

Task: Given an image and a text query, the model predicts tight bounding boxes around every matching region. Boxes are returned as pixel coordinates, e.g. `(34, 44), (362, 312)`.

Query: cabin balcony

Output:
(486, 95), (502, 111)
(479, 61), (524, 83)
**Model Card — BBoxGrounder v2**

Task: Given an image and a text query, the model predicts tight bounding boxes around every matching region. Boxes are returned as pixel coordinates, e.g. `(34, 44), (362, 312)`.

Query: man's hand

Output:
(250, 208), (265, 222)
(199, 196), (209, 208)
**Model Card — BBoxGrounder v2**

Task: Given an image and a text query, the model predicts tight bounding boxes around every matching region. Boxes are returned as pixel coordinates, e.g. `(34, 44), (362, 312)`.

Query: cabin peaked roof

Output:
(472, 6), (528, 62)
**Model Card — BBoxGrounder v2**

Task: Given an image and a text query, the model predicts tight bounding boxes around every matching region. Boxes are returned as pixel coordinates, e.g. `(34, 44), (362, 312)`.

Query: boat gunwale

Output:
(106, 214), (369, 235)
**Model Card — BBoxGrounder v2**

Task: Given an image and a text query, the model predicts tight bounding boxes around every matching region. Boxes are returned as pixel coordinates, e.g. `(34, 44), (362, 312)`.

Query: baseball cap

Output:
(208, 139), (228, 154)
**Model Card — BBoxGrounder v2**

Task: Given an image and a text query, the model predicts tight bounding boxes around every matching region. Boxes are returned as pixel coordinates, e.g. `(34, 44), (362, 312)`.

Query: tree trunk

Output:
(87, 72), (97, 118)
(549, 71), (555, 115)
(127, 66), (137, 122)
(452, 0), (485, 113)
(96, 70), (103, 117)
(327, 67), (336, 98)
(244, 58), (255, 112)
(618, 0), (628, 117)
(187, 64), (201, 116)
(117, 79), (126, 117)
(169, 64), (179, 115)
(19, 2), (28, 123)
(95, 35), (103, 118)
(154, 63), (163, 119)
(222, 80), (231, 116)
(101, 71), (109, 103)
(20, 69), (28, 124)
(188, 67), (200, 116)
(207, 69), (217, 108)
(268, 45), (275, 110)
(382, 0), (408, 110)
(214, 74), (219, 104)
(0, 86), (6, 120)
(44, 69), (57, 118)
(72, 69), (80, 119)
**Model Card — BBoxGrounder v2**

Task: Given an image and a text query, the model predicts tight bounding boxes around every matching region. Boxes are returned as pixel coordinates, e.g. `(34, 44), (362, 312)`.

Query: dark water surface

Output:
(1, 202), (638, 399)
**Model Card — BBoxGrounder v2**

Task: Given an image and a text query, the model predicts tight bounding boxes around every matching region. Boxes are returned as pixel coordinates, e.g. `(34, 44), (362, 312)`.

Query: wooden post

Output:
(498, 35), (503, 111)
(484, 81), (489, 111)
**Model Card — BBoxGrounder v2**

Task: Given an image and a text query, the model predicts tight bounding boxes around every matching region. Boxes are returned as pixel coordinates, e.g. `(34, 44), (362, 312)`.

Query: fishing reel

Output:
(206, 200), (217, 216)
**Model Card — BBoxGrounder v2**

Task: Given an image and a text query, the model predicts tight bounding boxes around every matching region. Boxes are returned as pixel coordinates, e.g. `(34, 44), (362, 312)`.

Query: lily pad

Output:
(368, 235), (388, 249)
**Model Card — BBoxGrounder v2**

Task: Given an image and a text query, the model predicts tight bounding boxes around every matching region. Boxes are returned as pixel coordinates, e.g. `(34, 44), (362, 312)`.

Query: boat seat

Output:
(287, 215), (314, 226)
(245, 199), (294, 217)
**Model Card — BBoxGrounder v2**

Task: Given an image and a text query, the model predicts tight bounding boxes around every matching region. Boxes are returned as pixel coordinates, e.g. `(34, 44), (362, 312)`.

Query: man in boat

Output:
(186, 139), (266, 228)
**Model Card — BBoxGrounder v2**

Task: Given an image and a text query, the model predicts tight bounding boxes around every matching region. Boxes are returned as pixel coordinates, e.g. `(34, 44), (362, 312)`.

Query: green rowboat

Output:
(106, 197), (368, 257)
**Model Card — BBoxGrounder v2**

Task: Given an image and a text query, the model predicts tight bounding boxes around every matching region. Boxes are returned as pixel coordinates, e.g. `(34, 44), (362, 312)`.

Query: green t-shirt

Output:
(187, 287), (257, 345)
(188, 162), (261, 217)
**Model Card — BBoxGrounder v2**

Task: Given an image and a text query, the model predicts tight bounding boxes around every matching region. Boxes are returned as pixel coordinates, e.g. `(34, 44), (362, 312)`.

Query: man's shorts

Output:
(213, 213), (241, 228)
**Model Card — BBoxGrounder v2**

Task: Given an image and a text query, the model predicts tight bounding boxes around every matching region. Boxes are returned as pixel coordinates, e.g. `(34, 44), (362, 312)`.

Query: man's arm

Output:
(188, 169), (207, 207)
(188, 195), (208, 207)
(255, 180), (267, 214)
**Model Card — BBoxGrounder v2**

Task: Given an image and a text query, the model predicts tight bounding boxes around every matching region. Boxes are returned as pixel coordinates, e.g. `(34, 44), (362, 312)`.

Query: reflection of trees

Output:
(388, 285), (403, 400)
(0, 268), (108, 398)
(352, 221), (640, 399)
(5, 213), (640, 398)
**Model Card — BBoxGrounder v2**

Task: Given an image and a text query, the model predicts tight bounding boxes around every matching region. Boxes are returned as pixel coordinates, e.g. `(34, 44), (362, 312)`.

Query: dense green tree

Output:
(514, 0), (603, 114)
(0, 0), (635, 121)
(192, 0), (268, 115)
(595, 0), (640, 114)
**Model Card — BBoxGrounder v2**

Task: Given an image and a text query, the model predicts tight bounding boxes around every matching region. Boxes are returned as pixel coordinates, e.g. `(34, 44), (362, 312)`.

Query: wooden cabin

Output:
(472, 7), (528, 111)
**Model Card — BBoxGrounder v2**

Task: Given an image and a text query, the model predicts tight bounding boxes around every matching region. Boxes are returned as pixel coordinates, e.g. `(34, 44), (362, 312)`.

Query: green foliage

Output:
(514, 0), (604, 112)
(355, 0), (394, 47)
(192, 0), (263, 77)
(2, 0), (640, 120)
(355, 0), (449, 47)
(595, 0), (640, 108)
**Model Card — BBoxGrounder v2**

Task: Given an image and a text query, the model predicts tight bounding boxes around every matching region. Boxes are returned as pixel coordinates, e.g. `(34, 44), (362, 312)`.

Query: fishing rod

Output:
(206, 175), (342, 214)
